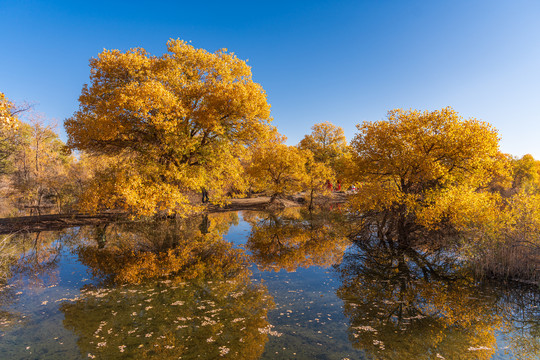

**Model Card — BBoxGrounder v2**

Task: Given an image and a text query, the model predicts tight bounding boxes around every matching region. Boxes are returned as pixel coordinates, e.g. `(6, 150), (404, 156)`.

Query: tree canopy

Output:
(0, 92), (20, 131)
(348, 107), (504, 241)
(65, 39), (272, 216)
(298, 121), (348, 169)
(0, 92), (21, 176)
(246, 135), (308, 202)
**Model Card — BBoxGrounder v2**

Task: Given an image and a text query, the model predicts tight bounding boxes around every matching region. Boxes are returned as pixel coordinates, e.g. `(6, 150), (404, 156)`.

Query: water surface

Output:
(0, 209), (538, 359)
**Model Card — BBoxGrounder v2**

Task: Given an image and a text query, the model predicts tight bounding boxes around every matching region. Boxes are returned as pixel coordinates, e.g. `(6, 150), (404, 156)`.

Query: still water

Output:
(0, 209), (538, 359)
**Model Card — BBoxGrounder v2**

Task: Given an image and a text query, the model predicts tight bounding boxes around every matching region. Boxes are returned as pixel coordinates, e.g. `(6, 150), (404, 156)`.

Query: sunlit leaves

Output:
(246, 136), (309, 201)
(349, 107), (504, 234)
(0, 92), (21, 177)
(0, 92), (19, 131)
(65, 39), (273, 216)
(298, 121), (348, 168)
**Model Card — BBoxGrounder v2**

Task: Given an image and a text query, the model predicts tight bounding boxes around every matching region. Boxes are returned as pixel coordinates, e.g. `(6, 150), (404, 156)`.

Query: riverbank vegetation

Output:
(1, 39), (539, 285)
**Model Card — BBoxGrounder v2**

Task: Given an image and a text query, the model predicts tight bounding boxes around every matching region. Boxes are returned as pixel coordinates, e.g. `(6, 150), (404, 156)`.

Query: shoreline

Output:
(0, 193), (349, 234)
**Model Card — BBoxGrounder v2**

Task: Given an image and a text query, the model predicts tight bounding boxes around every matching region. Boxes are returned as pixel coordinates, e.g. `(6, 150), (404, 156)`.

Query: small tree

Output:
(303, 153), (334, 210)
(247, 136), (308, 202)
(298, 121), (347, 165)
(8, 118), (74, 214)
(511, 154), (540, 191)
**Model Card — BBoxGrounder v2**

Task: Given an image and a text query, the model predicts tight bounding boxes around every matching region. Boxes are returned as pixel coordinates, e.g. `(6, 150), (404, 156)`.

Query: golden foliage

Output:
(0, 92), (19, 131)
(0, 92), (22, 179)
(246, 136), (308, 200)
(65, 39), (272, 216)
(298, 121), (348, 167)
(303, 153), (334, 208)
(349, 107), (505, 233)
(511, 154), (540, 191)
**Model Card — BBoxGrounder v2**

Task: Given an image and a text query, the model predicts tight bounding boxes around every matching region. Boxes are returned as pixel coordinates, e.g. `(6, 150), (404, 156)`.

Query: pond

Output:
(0, 208), (539, 359)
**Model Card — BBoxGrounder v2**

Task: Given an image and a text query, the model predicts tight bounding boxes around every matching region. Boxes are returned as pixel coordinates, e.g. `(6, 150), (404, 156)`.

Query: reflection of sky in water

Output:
(0, 212), (538, 359)
(224, 211), (366, 359)
(0, 239), (99, 359)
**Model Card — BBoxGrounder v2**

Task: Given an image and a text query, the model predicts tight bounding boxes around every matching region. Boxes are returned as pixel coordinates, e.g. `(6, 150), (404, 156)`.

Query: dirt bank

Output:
(0, 193), (349, 234)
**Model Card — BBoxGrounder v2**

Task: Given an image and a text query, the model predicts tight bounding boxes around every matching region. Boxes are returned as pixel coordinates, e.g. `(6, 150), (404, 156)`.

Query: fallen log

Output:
(0, 213), (126, 234)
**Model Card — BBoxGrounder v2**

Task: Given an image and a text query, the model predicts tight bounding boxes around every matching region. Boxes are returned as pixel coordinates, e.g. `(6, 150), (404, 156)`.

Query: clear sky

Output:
(1, 0), (539, 157)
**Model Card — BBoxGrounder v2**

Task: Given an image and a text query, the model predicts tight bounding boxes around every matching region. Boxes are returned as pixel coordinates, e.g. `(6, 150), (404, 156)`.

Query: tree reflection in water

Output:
(0, 231), (64, 331)
(498, 285), (540, 359)
(335, 235), (540, 359)
(245, 207), (351, 272)
(61, 213), (276, 359)
(74, 212), (242, 283)
(1, 210), (539, 359)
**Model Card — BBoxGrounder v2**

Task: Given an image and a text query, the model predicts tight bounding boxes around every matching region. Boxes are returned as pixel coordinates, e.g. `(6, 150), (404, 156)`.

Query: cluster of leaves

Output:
(0, 92), (21, 176)
(0, 92), (20, 132)
(65, 39), (272, 216)
(298, 121), (347, 164)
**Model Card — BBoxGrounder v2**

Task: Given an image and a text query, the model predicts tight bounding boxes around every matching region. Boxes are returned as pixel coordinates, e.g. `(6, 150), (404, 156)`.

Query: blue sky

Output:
(1, 0), (539, 157)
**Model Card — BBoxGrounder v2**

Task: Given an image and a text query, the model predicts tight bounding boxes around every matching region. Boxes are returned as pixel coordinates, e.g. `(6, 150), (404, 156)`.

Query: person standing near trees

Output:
(326, 180), (333, 191)
(201, 187), (209, 204)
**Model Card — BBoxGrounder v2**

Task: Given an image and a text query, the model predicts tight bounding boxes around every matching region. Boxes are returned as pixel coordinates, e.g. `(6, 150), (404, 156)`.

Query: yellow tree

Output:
(298, 121), (347, 166)
(349, 107), (504, 243)
(511, 154), (540, 192)
(298, 121), (350, 191)
(246, 135), (308, 202)
(303, 153), (333, 209)
(65, 39), (272, 216)
(7, 119), (74, 215)
(0, 92), (22, 175)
